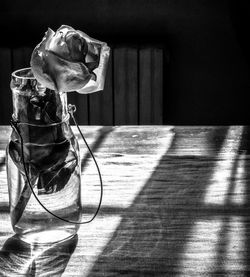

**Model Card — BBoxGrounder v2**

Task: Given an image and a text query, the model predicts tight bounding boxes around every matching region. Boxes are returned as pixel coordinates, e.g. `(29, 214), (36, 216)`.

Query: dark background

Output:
(1, 0), (250, 125)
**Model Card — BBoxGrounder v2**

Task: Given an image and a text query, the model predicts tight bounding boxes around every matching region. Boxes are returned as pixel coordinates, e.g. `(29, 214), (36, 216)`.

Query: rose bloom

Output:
(31, 25), (110, 94)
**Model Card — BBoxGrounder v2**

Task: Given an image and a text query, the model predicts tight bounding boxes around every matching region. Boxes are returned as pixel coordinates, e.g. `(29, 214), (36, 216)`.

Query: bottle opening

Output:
(12, 67), (35, 80)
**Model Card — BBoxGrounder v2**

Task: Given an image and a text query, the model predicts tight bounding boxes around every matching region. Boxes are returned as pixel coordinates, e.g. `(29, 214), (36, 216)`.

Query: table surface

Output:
(0, 125), (250, 276)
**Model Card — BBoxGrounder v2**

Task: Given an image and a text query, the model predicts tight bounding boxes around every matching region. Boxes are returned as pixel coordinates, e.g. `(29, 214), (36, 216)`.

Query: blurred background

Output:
(1, 0), (250, 125)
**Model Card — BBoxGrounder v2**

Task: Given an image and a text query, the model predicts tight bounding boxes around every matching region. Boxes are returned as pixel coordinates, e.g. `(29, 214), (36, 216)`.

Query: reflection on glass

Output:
(0, 234), (78, 276)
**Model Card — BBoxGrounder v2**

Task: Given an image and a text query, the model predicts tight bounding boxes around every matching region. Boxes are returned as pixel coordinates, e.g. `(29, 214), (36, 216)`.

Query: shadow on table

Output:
(81, 126), (114, 172)
(0, 234), (78, 277)
(86, 126), (250, 276)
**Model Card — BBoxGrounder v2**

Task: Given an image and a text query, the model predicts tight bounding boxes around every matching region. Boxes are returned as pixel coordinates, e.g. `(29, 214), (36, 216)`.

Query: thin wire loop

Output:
(10, 104), (103, 225)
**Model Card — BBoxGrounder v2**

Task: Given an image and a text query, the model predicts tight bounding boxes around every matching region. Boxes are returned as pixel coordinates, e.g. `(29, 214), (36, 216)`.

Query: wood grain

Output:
(1, 126), (250, 276)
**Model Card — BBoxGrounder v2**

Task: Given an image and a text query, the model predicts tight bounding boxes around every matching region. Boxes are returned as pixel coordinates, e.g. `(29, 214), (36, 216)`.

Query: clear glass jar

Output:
(6, 68), (82, 244)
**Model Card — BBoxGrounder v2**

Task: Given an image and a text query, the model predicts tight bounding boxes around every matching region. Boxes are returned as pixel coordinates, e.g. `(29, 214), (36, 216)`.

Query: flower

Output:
(30, 25), (110, 94)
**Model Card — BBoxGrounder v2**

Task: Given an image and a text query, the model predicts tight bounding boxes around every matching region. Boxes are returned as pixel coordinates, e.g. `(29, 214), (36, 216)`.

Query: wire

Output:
(10, 105), (103, 225)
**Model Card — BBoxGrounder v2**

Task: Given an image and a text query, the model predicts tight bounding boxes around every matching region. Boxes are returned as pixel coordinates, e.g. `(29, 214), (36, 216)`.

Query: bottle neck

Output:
(11, 68), (68, 125)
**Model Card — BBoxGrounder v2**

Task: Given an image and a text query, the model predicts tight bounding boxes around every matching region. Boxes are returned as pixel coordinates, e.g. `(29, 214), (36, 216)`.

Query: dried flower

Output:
(30, 25), (110, 94)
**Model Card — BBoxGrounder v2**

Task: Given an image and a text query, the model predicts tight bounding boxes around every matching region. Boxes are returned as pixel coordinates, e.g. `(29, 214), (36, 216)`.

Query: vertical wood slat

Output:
(0, 48), (12, 125)
(139, 47), (163, 124)
(114, 47), (138, 125)
(88, 49), (113, 125)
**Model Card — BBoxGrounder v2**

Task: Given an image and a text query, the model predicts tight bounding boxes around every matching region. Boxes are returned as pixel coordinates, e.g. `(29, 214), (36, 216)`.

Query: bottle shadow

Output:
(0, 234), (78, 276)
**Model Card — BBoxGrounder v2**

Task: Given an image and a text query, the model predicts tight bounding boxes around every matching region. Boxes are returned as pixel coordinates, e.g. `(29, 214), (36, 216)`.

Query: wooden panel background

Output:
(0, 45), (164, 125)
(0, 49), (12, 125)
(114, 47), (138, 125)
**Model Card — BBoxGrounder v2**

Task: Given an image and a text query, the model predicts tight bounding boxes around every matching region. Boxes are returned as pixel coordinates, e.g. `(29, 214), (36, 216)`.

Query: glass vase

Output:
(6, 68), (82, 244)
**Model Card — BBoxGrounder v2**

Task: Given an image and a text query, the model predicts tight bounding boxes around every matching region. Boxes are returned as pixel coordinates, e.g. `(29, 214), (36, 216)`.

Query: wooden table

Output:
(0, 125), (250, 276)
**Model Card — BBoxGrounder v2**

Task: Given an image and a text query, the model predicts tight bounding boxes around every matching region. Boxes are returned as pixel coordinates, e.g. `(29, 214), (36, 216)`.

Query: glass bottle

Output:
(6, 68), (82, 244)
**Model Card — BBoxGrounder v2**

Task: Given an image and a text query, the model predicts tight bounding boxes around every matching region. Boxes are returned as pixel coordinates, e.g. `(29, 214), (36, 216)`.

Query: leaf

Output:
(11, 168), (38, 227)
(8, 141), (38, 177)
(8, 138), (70, 173)
(37, 150), (78, 194)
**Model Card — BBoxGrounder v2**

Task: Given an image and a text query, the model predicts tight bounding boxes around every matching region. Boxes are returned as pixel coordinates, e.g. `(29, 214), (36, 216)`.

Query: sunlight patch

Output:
(177, 218), (222, 276)
(230, 154), (246, 205)
(224, 216), (246, 275)
(204, 126), (243, 205)
(64, 215), (122, 277)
